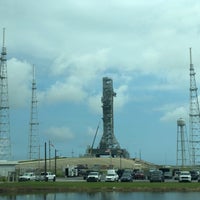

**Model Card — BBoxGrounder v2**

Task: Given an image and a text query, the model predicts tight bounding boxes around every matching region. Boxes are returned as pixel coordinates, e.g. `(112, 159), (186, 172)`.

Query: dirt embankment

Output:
(17, 157), (155, 172)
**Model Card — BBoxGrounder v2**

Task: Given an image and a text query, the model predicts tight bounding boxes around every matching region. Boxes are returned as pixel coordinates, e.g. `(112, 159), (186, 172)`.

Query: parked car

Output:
(120, 173), (133, 182)
(174, 171), (181, 180)
(86, 172), (101, 182)
(105, 169), (119, 182)
(149, 170), (164, 182)
(190, 170), (199, 180)
(18, 172), (36, 182)
(134, 171), (145, 180)
(164, 171), (173, 179)
(36, 171), (56, 182)
(82, 170), (93, 180)
(179, 171), (191, 182)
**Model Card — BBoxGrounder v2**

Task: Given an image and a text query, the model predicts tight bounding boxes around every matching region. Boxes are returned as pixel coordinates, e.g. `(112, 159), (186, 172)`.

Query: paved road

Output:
(56, 176), (199, 182)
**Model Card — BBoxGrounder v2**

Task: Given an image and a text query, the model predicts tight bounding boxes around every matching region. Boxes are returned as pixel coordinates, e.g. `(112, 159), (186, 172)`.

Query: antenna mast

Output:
(28, 65), (40, 160)
(189, 48), (200, 165)
(0, 28), (12, 160)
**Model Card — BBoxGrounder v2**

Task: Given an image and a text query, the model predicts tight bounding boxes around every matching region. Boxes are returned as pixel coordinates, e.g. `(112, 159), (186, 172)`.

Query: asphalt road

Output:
(56, 176), (199, 183)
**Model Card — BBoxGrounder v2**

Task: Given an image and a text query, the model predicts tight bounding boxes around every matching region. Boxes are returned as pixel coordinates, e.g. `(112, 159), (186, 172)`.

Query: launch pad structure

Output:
(89, 77), (129, 158)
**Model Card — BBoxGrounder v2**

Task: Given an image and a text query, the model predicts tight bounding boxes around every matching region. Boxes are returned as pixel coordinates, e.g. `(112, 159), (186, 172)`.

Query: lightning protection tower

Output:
(176, 118), (189, 167)
(28, 65), (40, 160)
(189, 48), (200, 166)
(0, 28), (12, 160)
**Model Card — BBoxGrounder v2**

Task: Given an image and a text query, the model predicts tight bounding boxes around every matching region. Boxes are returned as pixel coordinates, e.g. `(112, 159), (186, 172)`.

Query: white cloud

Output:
(3, 0), (198, 98)
(51, 48), (110, 77)
(160, 105), (188, 122)
(39, 80), (87, 104)
(114, 85), (130, 110)
(7, 58), (32, 108)
(88, 93), (101, 114)
(44, 126), (75, 142)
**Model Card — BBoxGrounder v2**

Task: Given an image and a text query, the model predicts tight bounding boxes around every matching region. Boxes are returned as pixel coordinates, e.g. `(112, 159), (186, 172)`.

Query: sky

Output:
(1, 0), (200, 165)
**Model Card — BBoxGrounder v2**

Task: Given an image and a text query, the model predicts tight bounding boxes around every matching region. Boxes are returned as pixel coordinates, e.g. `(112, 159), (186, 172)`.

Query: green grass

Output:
(1, 181), (200, 194)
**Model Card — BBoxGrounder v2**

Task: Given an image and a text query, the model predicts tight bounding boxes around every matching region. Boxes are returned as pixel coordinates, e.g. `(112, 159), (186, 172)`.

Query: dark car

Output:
(149, 170), (164, 182)
(164, 171), (173, 179)
(134, 171), (145, 180)
(120, 173), (133, 182)
(190, 170), (199, 180)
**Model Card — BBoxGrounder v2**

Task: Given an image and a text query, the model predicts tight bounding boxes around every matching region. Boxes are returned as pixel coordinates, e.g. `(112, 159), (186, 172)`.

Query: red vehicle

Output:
(134, 171), (145, 180)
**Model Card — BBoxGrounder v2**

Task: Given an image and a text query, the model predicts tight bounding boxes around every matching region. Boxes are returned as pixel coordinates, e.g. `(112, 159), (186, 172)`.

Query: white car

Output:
(36, 171), (56, 182)
(179, 171), (191, 182)
(105, 173), (119, 182)
(18, 172), (36, 182)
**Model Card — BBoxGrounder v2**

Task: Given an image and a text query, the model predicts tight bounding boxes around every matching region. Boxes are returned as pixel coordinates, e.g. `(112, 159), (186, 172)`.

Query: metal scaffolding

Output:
(89, 77), (129, 158)
(189, 48), (200, 166)
(99, 77), (120, 150)
(0, 28), (12, 160)
(28, 65), (40, 160)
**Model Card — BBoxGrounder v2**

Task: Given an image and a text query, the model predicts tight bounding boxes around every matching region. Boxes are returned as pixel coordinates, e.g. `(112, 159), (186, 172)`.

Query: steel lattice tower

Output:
(99, 77), (120, 150)
(176, 118), (189, 167)
(0, 28), (12, 160)
(28, 65), (39, 160)
(189, 48), (200, 166)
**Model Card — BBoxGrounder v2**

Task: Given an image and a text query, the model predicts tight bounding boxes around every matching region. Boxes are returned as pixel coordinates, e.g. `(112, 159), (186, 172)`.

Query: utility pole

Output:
(44, 142), (47, 181)
(0, 28), (12, 160)
(49, 140), (51, 171)
(54, 149), (57, 176)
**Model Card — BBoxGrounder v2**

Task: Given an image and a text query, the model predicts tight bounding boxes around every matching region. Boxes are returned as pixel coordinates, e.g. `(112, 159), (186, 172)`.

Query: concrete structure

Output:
(176, 118), (189, 166)
(0, 160), (18, 180)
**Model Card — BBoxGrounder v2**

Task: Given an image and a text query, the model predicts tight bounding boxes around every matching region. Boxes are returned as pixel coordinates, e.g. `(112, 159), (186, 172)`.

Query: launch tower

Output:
(0, 28), (12, 160)
(99, 77), (120, 150)
(90, 77), (129, 158)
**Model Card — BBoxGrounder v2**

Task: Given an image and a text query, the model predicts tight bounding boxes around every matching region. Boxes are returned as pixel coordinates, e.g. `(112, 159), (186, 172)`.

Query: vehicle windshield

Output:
(24, 173), (31, 176)
(122, 174), (130, 177)
(89, 172), (98, 175)
(181, 172), (190, 175)
(107, 174), (114, 176)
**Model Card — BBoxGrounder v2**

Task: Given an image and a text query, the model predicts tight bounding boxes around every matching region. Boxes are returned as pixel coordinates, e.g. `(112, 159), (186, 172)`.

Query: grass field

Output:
(1, 181), (200, 194)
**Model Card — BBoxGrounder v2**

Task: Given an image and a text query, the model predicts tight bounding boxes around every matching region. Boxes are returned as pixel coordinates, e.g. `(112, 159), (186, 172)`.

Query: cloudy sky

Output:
(1, 0), (200, 164)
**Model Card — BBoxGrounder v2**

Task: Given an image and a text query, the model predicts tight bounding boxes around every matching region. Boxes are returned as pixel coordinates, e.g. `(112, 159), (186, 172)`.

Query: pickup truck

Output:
(18, 172), (36, 182)
(86, 171), (101, 182)
(36, 171), (56, 182)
